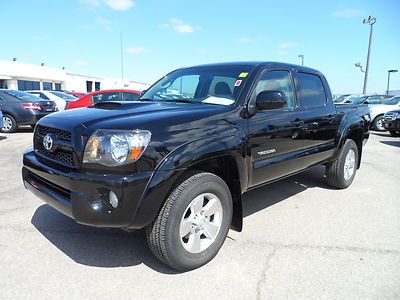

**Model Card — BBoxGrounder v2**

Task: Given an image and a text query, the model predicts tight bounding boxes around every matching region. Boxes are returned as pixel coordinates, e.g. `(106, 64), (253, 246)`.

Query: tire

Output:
(372, 115), (385, 131)
(389, 131), (400, 137)
(326, 139), (359, 189)
(1, 114), (17, 133)
(146, 171), (233, 271)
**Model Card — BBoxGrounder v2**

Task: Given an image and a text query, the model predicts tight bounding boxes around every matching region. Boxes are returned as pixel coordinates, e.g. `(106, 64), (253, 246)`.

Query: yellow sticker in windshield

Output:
(238, 72), (249, 78)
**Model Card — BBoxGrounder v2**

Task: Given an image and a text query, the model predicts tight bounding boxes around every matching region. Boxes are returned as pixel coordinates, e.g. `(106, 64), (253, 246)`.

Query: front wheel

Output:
(146, 172), (232, 271)
(326, 139), (359, 189)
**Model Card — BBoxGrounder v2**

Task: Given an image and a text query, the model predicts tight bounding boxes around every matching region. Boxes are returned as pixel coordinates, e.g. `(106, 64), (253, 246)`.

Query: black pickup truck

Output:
(22, 62), (370, 271)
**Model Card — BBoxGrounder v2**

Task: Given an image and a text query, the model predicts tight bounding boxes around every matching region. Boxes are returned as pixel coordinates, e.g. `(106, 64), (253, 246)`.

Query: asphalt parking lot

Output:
(0, 129), (399, 299)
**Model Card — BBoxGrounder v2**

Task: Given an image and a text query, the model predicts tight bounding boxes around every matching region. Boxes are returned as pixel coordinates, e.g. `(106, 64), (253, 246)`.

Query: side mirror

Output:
(256, 90), (286, 110)
(363, 100), (369, 104)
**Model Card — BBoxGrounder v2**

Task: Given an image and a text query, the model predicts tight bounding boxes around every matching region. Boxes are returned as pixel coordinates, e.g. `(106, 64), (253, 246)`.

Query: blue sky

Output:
(1, 0), (399, 94)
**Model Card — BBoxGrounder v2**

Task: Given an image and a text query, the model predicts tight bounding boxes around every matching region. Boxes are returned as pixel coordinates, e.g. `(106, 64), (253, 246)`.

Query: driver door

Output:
(247, 69), (305, 187)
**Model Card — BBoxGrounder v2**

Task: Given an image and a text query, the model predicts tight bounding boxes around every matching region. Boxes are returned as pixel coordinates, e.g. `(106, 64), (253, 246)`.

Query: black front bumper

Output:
(23, 150), (153, 229)
(383, 120), (400, 131)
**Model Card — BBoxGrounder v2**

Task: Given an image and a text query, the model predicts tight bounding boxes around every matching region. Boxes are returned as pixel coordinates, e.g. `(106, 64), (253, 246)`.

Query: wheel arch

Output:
(129, 136), (246, 232)
(342, 127), (364, 169)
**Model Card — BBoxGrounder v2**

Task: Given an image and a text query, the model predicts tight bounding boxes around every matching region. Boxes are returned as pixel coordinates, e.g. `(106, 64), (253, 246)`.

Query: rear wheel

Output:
(372, 115), (385, 131)
(326, 139), (359, 189)
(389, 130), (400, 137)
(1, 114), (17, 133)
(146, 171), (232, 271)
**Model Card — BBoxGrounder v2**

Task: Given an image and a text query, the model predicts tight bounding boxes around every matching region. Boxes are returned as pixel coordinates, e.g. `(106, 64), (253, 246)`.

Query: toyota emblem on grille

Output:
(43, 134), (53, 151)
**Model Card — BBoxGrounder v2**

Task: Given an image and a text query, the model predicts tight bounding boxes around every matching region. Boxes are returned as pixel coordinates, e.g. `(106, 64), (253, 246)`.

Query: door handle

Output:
(306, 122), (319, 130)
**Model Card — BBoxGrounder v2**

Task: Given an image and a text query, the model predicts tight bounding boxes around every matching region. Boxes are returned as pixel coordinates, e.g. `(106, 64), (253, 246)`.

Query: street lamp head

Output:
(298, 54), (304, 58)
(355, 62), (361, 67)
(363, 16), (376, 25)
(388, 69), (398, 73)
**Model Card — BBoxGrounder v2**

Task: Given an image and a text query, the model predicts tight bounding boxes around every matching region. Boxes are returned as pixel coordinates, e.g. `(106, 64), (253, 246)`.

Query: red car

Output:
(66, 89), (141, 109)
(65, 91), (87, 98)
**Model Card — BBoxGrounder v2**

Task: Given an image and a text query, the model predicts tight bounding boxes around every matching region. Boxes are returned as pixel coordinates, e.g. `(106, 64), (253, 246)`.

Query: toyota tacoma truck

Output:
(22, 62), (370, 271)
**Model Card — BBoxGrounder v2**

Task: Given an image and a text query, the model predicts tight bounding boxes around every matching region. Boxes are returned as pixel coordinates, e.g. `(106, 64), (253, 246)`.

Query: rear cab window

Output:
(295, 72), (327, 108)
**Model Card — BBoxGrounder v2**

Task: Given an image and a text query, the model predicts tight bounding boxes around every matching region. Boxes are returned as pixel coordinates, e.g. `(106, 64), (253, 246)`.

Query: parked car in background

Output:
(383, 109), (400, 137)
(363, 95), (393, 105)
(0, 90), (57, 133)
(65, 91), (87, 98)
(66, 89), (141, 109)
(0, 108), (3, 130)
(369, 96), (400, 131)
(333, 94), (351, 104)
(26, 90), (77, 111)
(344, 95), (369, 104)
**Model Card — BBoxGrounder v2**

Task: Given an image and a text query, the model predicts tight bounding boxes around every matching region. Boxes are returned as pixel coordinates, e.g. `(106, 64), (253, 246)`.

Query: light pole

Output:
(362, 15), (376, 94)
(387, 69), (398, 95)
(355, 62), (366, 73)
(298, 54), (304, 66)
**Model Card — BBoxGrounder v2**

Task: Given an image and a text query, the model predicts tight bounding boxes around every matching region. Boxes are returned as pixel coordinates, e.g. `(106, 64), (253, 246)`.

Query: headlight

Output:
(83, 129), (151, 166)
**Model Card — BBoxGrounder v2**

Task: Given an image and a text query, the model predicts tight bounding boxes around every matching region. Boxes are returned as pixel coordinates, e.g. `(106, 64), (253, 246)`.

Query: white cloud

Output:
(332, 9), (364, 18)
(124, 46), (146, 54)
(196, 49), (207, 55)
(74, 60), (89, 66)
(236, 37), (252, 43)
(79, 0), (134, 11)
(164, 18), (197, 34)
(96, 16), (112, 31)
(104, 0), (134, 10)
(279, 42), (296, 49)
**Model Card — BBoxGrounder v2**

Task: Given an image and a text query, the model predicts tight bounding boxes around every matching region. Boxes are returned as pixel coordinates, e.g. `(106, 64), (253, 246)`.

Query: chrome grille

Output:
(384, 113), (397, 121)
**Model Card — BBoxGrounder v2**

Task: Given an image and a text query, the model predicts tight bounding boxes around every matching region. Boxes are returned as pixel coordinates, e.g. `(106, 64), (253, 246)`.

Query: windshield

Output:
(141, 66), (253, 106)
(2, 90), (42, 101)
(50, 91), (78, 100)
(347, 96), (368, 104)
(333, 94), (350, 103)
(383, 96), (400, 105)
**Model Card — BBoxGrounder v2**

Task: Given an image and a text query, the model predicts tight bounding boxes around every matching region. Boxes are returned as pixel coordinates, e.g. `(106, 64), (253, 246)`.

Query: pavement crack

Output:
(256, 247), (277, 300)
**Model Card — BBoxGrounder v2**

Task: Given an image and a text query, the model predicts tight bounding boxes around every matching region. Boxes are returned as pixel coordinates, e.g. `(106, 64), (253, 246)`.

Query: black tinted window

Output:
(295, 73), (326, 108)
(92, 92), (121, 103)
(122, 92), (140, 101)
(254, 70), (295, 109)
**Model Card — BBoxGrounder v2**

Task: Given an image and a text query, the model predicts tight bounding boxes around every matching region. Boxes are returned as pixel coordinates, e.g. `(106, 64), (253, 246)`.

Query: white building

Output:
(0, 59), (150, 93)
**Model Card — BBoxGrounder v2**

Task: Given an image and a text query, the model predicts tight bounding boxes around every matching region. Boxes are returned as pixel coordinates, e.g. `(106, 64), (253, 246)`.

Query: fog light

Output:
(109, 191), (119, 208)
(91, 200), (102, 211)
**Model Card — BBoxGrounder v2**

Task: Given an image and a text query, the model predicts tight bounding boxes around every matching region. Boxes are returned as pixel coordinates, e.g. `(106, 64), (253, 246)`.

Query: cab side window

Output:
(122, 92), (140, 101)
(295, 72), (326, 108)
(92, 92), (120, 103)
(254, 70), (295, 109)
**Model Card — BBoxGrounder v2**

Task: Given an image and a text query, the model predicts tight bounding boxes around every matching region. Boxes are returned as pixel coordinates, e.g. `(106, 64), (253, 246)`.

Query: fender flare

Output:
(127, 134), (247, 230)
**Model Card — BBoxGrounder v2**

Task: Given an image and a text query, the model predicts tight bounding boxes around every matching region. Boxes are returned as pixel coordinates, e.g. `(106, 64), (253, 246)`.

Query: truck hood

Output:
(38, 101), (239, 143)
(42, 101), (234, 129)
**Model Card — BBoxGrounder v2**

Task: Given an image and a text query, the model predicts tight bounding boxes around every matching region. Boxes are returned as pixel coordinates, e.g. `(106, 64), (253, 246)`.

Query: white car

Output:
(369, 96), (400, 131)
(26, 90), (77, 111)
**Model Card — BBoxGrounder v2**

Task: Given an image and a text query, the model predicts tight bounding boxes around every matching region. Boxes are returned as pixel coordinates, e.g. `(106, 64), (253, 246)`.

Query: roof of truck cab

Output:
(179, 61), (321, 74)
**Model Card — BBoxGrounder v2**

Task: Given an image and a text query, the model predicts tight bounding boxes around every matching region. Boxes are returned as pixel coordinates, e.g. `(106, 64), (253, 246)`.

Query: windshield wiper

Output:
(166, 99), (197, 104)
